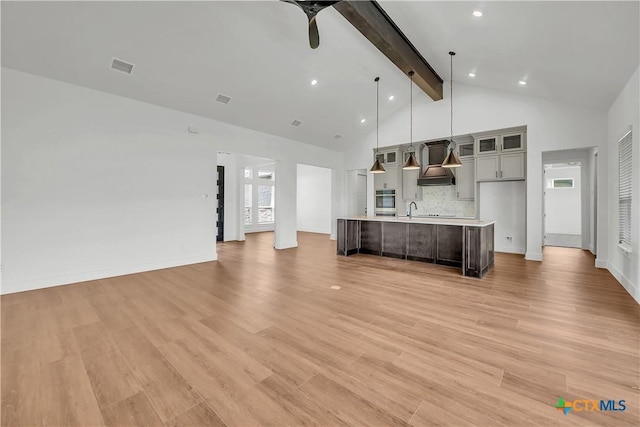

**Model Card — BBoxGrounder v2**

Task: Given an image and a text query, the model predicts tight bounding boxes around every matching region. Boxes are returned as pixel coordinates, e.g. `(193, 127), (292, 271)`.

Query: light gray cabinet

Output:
(402, 168), (421, 201)
(455, 158), (475, 200)
(500, 152), (526, 179)
(374, 164), (399, 190)
(476, 153), (525, 181)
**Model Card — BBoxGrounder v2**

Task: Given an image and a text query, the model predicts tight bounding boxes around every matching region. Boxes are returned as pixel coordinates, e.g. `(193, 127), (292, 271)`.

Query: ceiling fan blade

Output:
(280, 0), (342, 48)
(308, 16), (320, 49)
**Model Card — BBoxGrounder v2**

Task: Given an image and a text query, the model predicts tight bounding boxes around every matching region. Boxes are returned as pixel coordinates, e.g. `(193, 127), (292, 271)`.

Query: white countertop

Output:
(338, 216), (495, 227)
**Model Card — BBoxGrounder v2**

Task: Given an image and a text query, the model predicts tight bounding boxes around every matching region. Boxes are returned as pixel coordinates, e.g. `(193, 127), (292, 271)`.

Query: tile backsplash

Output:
(403, 186), (475, 217)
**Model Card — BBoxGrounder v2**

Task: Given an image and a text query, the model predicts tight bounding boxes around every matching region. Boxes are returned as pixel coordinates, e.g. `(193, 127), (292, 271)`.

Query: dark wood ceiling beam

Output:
(334, 0), (443, 101)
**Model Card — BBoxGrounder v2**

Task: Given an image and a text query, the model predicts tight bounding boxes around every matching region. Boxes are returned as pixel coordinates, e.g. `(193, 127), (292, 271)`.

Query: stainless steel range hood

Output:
(417, 141), (456, 186)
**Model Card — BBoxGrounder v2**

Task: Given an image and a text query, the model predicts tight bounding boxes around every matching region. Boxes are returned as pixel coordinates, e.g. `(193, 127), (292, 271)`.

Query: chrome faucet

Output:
(408, 202), (418, 219)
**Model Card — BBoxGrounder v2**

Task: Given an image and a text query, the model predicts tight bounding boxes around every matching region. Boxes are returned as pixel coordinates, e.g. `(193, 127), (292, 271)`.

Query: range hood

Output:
(417, 141), (456, 186)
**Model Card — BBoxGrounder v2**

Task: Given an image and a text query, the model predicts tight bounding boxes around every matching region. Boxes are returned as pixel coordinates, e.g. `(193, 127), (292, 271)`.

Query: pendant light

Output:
(370, 76), (386, 174)
(442, 51), (462, 168)
(403, 71), (421, 170)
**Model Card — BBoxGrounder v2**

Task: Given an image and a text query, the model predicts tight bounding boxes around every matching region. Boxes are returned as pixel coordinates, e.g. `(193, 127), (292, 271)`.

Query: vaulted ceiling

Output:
(2, 1), (638, 151)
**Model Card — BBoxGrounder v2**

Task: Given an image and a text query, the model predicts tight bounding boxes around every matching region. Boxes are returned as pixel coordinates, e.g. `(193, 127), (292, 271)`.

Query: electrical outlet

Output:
(505, 236), (513, 243)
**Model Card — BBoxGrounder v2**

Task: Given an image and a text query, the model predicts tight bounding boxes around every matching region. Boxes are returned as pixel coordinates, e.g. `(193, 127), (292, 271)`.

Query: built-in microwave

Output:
(375, 189), (396, 216)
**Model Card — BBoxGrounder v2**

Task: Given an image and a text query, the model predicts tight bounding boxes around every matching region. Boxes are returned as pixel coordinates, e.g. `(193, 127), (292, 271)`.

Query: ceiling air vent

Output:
(216, 94), (231, 104)
(291, 120), (302, 127)
(110, 58), (134, 74)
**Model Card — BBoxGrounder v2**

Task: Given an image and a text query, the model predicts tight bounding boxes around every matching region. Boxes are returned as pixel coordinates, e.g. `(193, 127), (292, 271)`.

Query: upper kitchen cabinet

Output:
(455, 157), (475, 200)
(401, 149), (422, 201)
(475, 136), (499, 155)
(374, 163), (398, 190)
(373, 148), (402, 191)
(500, 132), (526, 153)
(457, 141), (475, 158)
(474, 128), (526, 182)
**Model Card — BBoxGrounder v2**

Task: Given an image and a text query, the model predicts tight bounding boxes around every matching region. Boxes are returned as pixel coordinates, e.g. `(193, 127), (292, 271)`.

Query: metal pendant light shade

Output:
(442, 51), (462, 168)
(403, 151), (420, 170)
(442, 149), (461, 168)
(370, 76), (386, 174)
(403, 70), (421, 170)
(370, 157), (386, 173)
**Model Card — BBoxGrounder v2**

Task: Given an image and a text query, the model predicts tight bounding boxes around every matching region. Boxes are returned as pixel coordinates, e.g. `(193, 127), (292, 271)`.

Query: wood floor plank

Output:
(100, 391), (163, 427)
(73, 322), (143, 408)
(166, 402), (226, 427)
(298, 373), (410, 426)
(1, 232), (638, 427)
(39, 355), (105, 426)
(108, 326), (201, 422)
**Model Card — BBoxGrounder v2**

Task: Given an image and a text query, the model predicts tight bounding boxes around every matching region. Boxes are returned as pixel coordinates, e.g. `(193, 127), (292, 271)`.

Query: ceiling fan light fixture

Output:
(442, 51), (462, 169)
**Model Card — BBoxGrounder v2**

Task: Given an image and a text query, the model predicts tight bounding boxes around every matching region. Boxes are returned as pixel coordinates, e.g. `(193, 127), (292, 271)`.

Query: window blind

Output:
(618, 130), (632, 248)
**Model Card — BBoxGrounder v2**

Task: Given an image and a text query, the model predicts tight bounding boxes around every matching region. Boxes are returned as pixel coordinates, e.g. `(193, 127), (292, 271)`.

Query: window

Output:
(257, 170), (274, 180)
(244, 165), (275, 227)
(619, 130), (632, 250)
(548, 178), (574, 189)
(258, 185), (274, 223)
(244, 184), (252, 224)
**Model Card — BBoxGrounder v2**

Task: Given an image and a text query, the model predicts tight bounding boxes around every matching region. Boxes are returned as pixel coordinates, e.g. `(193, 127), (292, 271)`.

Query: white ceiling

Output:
(2, 1), (638, 151)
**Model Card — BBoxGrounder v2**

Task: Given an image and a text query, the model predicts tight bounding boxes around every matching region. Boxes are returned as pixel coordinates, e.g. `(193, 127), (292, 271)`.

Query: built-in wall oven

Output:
(375, 189), (397, 216)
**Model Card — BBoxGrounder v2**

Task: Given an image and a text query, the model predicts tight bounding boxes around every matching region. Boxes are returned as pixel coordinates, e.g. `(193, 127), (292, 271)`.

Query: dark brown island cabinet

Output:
(337, 217), (495, 278)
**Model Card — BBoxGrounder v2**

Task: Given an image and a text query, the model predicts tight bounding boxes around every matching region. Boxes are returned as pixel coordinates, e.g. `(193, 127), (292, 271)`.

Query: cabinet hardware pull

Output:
(495, 171), (497, 178)
(500, 170), (503, 178)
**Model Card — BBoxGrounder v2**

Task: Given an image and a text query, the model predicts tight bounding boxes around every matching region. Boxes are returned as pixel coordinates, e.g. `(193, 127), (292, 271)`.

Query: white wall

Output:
(544, 166), (582, 235)
(607, 67), (639, 303)
(296, 164), (332, 234)
(345, 81), (608, 262)
(1, 68), (344, 294)
(478, 181), (526, 254)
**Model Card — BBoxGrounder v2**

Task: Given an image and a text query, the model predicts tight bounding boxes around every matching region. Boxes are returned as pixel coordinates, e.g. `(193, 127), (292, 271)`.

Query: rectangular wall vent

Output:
(216, 94), (231, 104)
(291, 120), (302, 127)
(110, 58), (134, 74)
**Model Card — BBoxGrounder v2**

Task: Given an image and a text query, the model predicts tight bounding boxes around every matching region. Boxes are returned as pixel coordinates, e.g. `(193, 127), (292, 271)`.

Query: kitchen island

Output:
(337, 216), (495, 278)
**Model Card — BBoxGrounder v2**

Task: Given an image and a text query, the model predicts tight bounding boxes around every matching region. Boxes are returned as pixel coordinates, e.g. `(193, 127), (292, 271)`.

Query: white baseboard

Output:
(0, 253), (217, 295)
(525, 252), (543, 261)
(274, 239), (298, 250)
(607, 261), (639, 304)
(296, 227), (331, 234)
(595, 259), (608, 268)
(495, 246), (525, 255)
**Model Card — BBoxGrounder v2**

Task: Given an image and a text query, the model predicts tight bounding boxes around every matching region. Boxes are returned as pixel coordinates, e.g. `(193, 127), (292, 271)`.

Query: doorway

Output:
(216, 165), (225, 241)
(544, 162), (582, 248)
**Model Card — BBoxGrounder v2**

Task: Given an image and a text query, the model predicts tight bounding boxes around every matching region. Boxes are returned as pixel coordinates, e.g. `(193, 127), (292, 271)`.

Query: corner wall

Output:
(607, 67), (639, 303)
(1, 68), (344, 294)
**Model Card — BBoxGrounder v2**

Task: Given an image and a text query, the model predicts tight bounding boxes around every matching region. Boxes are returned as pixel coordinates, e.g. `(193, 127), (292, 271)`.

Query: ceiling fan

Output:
(281, 1), (342, 49)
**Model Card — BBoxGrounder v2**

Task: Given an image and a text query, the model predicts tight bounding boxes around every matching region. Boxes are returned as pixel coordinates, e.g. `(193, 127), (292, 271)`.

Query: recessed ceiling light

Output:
(468, 72), (476, 78)
(519, 80), (527, 86)
(473, 11), (483, 17)
(388, 95), (395, 101)
(311, 79), (318, 86)
(330, 285), (341, 290)
(360, 118), (366, 123)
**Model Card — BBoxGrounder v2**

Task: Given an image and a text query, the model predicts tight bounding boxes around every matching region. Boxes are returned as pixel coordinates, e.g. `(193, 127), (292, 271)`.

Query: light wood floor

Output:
(2, 232), (638, 426)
